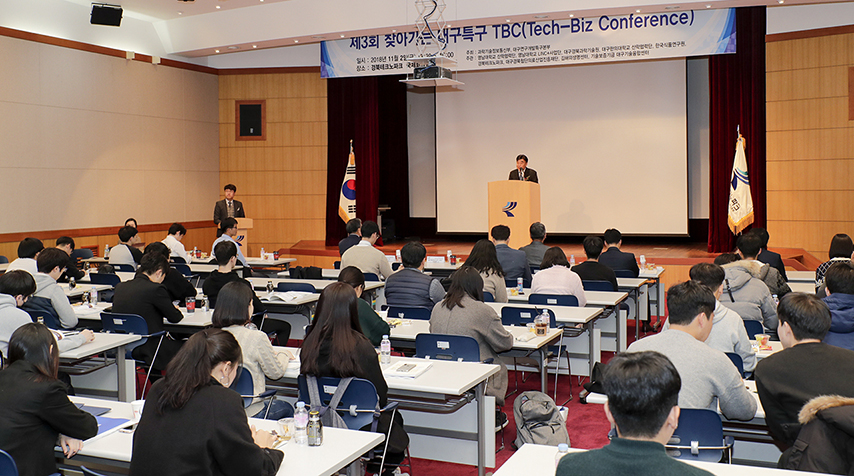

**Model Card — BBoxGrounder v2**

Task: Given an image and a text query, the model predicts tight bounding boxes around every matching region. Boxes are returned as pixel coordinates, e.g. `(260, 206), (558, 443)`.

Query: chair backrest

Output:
(363, 272), (380, 282)
(22, 296), (62, 330)
(170, 256), (187, 264)
(529, 294), (579, 307)
(414, 333), (480, 362)
(228, 365), (256, 407)
(529, 265), (540, 275)
(500, 307), (557, 328)
(582, 280), (617, 292)
(333, 260), (341, 270)
(614, 269), (636, 278)
(171, 263), (193, 277)
(297, 375), (379, 430)
(276, 282), (317, 293)
(505, 277), (532, 288)
(100, 312), (151, 336)
(70, 248), (94, 262)
(743, 320), (764, 340)
(483, 291), (495, 302)
(113, 263), (136, 273)
(0, 449), (18, 476)
(391, 262), (402, 271)
(725, 352), (746, 378)
(89, 273), (121, 287)
(0, 255), (8, 264)
(385, 305), (431, 321)
(81, 466), (107, 476)
(666, 408), (727, 462)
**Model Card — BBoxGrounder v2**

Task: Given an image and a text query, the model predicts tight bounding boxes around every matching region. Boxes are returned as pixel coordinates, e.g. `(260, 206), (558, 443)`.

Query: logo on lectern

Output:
(502, 202), (517, 217)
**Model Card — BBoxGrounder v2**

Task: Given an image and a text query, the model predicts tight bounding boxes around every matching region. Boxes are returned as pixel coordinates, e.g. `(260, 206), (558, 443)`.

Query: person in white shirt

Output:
(5, 238), (44, 275)
(530, 247), (587, 306)
(340, 220), (393, 280)
(162, 223), (189, 262)
(211, 218), (249, 269)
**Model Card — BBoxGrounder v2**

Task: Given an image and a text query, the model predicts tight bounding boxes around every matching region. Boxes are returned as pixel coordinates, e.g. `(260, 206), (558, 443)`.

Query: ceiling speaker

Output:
(91, 4), (123, 27)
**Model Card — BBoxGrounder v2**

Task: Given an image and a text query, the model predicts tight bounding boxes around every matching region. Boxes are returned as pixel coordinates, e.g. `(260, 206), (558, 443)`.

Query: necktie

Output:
(227, 201), (234, 218)
(519, 169), (525, 181)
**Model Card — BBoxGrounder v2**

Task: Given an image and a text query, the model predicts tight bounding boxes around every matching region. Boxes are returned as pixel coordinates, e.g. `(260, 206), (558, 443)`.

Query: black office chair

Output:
(614, 269), (636, 278)
(582, 280), (617, 292)
(229, 365), (282, 419)
(276, 282), (317, 293)
(483, 291), (495, 302)
(529, 294), (579, 307)
(364, 272), (380, 282)
(89, 273), (121, 287)
(665, 408), (734, 463)
(112, 263), (135, 273)
(22, 296), (63, 330)
(101, 312), (166, 397)
(0, 255), (8, 264)
(414, 334), (483, 362)
(725, 352), (748, 379)
(0, 449), (18, 476)
(743, 320), (764, 340)
(385, 305), (431, 321)
(505, 277), (532, 288)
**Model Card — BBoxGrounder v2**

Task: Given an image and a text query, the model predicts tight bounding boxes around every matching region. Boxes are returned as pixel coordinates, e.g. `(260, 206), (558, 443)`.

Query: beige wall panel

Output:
(819, 66), (849, 98)
(817, 97), (848, 128)
(219, 99), (235, 125)
(791, 68), (818, 100)
(0, 37), (41, 104)
(817, 128), (850, 160)
(791, 129), (813, 160)
(183, 70), (220, 122)
(766, 130), (792, 161)
(766, 41), (785, 73)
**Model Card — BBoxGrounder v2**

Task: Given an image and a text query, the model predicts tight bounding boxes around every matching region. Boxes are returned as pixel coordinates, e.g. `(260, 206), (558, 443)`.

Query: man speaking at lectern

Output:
(508, 154), (538, 183)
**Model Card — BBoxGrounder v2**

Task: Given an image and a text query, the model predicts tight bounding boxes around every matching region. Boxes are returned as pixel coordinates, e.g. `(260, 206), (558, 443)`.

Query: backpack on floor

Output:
(513, 391), (571, 448)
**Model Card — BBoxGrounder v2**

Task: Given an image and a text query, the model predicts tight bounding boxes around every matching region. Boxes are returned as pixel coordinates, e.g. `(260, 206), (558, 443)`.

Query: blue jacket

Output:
(824, 293), (854, 351)
(495, 244), (532, 283)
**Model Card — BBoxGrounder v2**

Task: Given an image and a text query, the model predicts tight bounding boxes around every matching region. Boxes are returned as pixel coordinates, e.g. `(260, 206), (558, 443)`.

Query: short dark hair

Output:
(689, 263), (726, 292)
(541, 247), (570, 269)
(604, 351), (681, 438)
(829, 234), (854, 260)
(124, 218), (137, 228)
(361, 220), (380, 239)
(118, 225), (138, 243)
(138, 253), (169, 276)
(0, 270), (37, 298)
(214, 240), (238, 266)
(168, 223), (187, 236)
(224, 184), (237, 192)
(750, 227), (770, 248)
(220, 217), (238, 234)
(491, 225), (510, 242)
(36, 248), (68, 274)
(778, 293), (831, 340)
(345, 218), (362, 234)
(666, 281), (715, 326)
(400, 242), (426, 268)
(826, 262), (854, 295)
(583, 236), (604, 260)
(338, 266), (365, 290)
(144, 241), (170, 260)
(211, 281), (254, 328)
(443, 266), (484, 310)
(17, 237), (44, 259)
(714, 253), (740, 266)
(515, 154), (528, 163)
(736, 233), (762, 259)
(529, 222), (545, 241)
(55, 236), (75, 250)
(603, 229), (622, 245)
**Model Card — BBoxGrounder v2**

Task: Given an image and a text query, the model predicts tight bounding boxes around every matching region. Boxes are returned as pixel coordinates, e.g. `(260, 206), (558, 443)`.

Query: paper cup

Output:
(756, 334), (770, 348)
(131, 400), (145, 420)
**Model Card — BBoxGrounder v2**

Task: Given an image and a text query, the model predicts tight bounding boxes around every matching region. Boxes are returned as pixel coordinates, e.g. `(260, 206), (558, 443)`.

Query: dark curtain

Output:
(707, 6), (766, 253)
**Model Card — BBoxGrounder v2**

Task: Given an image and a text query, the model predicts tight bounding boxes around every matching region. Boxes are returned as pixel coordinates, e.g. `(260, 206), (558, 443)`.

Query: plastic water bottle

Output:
(193, 246), (198, 258)
(202, 295), (209, 312)
(569, 255), (576, 267)
(104, 244), (110, 258)
(89, 288), (98, 305)
(555, 443), (570, 468)
(294, 402), (309, 445)
(395, 249), (402, 262)
(640, 254), (646, 269)
(260, 247), (265, 259)
(536, 309), (550, 336)
(266, 281), (274, 294)
(380, 335), (392, 365)
(447, 250), (452, 263)
(517, 277), (524, 294)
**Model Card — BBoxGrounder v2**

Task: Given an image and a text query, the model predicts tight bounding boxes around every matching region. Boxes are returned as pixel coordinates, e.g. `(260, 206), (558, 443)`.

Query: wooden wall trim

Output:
(766, 23), (854, 43)
(0, 26), (218, 75)
(0, 220), (215, 243)
(218, 66), (322, 75)
(850, 67), (854, 121)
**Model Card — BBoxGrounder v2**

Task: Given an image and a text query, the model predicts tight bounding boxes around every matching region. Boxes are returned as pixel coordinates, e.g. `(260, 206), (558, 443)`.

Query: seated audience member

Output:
(461, 239), (507, 303)
(816, 233), (853, 291)
(109, 225), (143, 270)
(0, 271), (93, 356)
(203, 240), (265, 314)
(519, 222), (548, 268)
(54, 236), (85, 282)
(384, 241), (444, 308)
(6, 237), (44, 275)
(112, 253), (184, 370)
(143, 242), (197, 304)
(162, 222), (189, 262)
(301, 283), (409, 472)
(750, 227), (788, 282)
(340, 220), (393, 280)
(211, 282), (293, 420)
(431, 267), (514, 429)
(211, 217), (250, 270)
(491, 224), (532, 284)
(598, 228), (640, 278)
(338, 218), (362, 256)
(735, 232), (791, 298)
(531, 247), (587, 306)
(338, 266), (390, 346)
(32, 248), (80, 329)
(556, 351), (713, 476)
(0, 324), (98, 476)
(628, 281), (757, 420)
(125, 217), (138, 228)
(662, 263), (756, 372)
(755, 293), (854, 447)
(571, 235), (618, 291)
(130, 329), (283, 476)
(823, 262), (854, 351)
(715, 252), (778, 332)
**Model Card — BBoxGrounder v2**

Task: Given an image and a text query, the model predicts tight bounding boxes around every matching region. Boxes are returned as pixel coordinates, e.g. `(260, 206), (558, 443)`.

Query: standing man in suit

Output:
(213, 184), (245, 225)
(508, 154), (538, 183)
(599, 228), (640, 278)
(751, 228), (788, 282)
(491, 225), (532, 284)
(339, 218), (362, 256)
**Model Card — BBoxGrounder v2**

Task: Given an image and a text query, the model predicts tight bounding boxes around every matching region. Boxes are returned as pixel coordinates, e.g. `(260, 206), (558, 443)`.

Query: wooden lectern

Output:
(235, 217), (254, 255)
(488, 181), (541, 250)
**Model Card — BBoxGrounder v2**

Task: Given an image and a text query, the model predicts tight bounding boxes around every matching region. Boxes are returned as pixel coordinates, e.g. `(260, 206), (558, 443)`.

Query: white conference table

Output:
(81, 257), (233, 275)
(248, 277), (384, 293)
(789, 281), (816, 294)
(191, 255), (295, 269)
(256, 290), (321, 307)
(787, 270), (815, 282)
(79, 271), (136, 283)
(62, 396), (383, 476)
(316, 261), (462, 280)
(273, 348), (499, 476)
(60, 283), (111, 298)
(74, 303), (214, 328)
(59, 333), (140, 402)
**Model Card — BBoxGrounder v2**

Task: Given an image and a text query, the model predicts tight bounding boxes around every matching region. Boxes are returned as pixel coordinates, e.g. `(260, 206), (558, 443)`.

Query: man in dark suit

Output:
(508, 154), (538, 183)
(112, 253), (185, 370)
(491, 224), (532, 284)
(751, 227), (788, 281)
(599, 228), (640, 278)
(571, 236), (618, 291)
(213, 183), (246, 225)
(338, 218), (362, 256)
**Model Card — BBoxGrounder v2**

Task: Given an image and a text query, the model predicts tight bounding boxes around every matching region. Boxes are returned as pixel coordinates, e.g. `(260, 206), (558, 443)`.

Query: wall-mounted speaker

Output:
(91, 4), (123, 27)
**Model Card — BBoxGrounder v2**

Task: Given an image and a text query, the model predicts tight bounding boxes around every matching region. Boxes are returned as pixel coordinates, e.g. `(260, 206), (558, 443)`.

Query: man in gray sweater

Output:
(628, 281), (757, 421)
(32, 248), (80, 329)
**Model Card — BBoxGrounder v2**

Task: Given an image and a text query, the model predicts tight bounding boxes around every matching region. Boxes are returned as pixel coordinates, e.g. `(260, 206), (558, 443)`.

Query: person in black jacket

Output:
(203, 240), (265, 314)
(130, 328), (283, 476)
(339, 218), (362, 256)
(0, 323), (98, 476)
(55, 236), (85, 283)
(751, 228), (789, 282)
(598, 228), (640, 278)
(571, 235), (618, 291)
(143, 242), (197, 304)
(112, 253), (185, 370)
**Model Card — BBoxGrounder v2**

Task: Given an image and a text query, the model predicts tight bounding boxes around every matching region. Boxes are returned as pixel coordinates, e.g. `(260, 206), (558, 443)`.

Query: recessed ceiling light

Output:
(252, 45), (257, 48)
(506, 19), (511, 22)
(391, 29), (396, 32)
(340, 34), (345, 38)
(706, 4), (711, 8)
(177, 11), (182, 15)
(534, 15), (549, 19)
(294, 40), (299, 43)
(569, 14), (574, 18)
(215, 49), (220, 53)
(215, 5), (220, 8)
(636, 9), (641, 13)
(778, 0), (784, 3)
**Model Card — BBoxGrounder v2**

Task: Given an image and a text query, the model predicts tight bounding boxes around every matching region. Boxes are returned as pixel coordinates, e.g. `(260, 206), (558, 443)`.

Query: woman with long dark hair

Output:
(337, 265), (390, 346)
(0, 323), (98, 476)
(461, 239), (508, 302)
(211, 282), (294, 420)
(816, 234), (854, 290)
(130, 328), (283, 476)
(531, 246), (587, 306)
